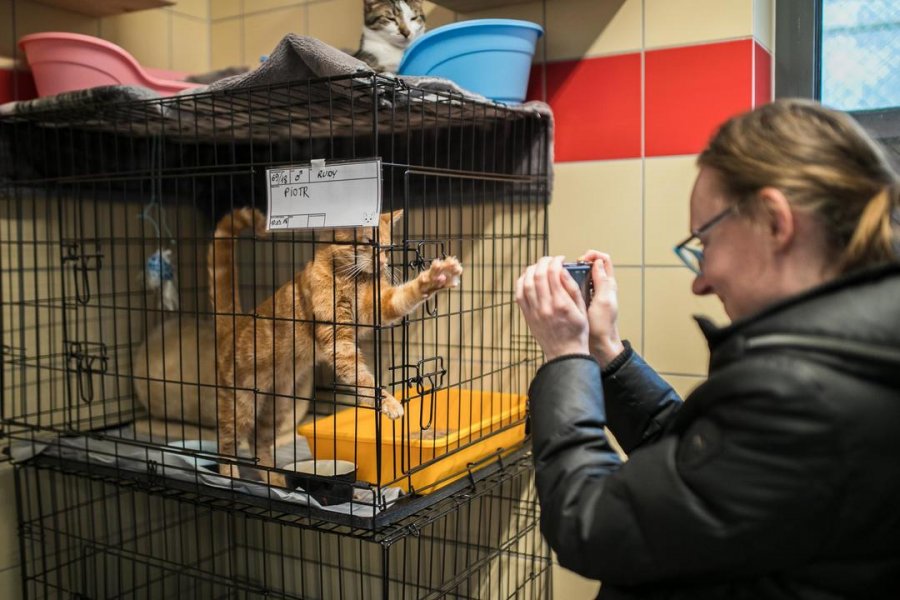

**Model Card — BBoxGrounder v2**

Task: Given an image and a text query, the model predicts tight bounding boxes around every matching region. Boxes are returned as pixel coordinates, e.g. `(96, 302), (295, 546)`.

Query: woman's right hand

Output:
(579, 250), (625, 368)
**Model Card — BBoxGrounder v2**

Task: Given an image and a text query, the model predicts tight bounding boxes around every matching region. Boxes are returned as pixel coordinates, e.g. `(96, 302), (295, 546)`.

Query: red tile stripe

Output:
(0, 69), (37, 104)
(754, 41), (773, 108)
(645, 39), (754, 157)
(529, 39), (767, 161)
(528, 53), (642, 162)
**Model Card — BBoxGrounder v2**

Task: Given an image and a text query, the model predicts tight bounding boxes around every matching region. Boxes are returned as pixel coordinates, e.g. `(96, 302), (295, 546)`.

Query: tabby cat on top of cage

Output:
(353, 0), (426, 72)
(208, 207), (463, 487)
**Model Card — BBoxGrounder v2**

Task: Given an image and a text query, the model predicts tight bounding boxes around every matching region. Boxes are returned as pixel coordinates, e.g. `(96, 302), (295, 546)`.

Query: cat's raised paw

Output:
(423, 256), (463, 293)
(380, 392), (405, 420)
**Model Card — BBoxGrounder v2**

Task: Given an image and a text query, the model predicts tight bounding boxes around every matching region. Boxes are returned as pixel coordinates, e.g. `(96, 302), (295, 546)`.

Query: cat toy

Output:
(137, 202), (179, 311)
(144, 247), (178, 311)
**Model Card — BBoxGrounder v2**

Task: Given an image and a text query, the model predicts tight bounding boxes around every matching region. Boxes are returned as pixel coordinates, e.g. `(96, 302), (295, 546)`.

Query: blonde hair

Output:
(698, 99), (899, 274)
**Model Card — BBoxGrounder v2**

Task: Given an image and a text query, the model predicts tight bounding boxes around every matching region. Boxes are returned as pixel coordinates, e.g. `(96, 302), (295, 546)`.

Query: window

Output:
(820, 0), (900, 112)
(776, 1), (899, 163)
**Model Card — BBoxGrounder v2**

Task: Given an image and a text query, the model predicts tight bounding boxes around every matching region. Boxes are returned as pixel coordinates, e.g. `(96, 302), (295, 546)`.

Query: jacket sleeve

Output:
(529, 354), (840, 585)
(601, 342), (683, 454)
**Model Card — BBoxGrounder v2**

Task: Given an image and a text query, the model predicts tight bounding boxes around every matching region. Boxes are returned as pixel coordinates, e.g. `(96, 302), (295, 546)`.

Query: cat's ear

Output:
(384, 209), (403, 225)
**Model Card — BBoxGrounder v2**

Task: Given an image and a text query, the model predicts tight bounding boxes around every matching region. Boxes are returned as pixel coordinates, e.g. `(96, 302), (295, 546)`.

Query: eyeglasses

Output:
(672, 206), (735, 275)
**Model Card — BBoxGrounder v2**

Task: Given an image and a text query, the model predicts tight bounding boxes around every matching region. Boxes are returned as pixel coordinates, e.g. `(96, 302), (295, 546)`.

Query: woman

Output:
(516, 99), (900, 598)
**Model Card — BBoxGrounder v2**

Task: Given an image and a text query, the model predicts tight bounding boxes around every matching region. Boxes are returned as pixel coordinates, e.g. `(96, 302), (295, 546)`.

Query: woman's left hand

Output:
(515, 256), (590, 361)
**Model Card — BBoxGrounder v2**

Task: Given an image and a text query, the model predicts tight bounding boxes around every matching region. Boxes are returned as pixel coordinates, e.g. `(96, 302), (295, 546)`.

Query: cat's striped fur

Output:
(208, 207), (462, 487)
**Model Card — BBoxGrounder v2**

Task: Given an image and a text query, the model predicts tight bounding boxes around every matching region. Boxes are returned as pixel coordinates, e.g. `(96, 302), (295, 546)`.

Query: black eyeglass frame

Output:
(672, 206), (736, 275)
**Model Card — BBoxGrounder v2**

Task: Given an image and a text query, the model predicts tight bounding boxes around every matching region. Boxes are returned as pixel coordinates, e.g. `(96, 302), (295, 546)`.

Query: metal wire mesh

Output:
(16, 451), (549, 599)
(0, 73), (550, 527)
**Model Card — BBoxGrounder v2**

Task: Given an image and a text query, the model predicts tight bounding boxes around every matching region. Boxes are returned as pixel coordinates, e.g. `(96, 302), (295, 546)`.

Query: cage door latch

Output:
(389, 356), (446, 433)
(65, 341), (108, 404)
(62, 242), (103, 305)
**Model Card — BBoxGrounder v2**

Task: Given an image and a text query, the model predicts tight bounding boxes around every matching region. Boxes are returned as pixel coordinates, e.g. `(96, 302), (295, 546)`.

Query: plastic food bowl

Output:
(397, 19), (543, 104)
(283, 459), (357, 505)
(18, 31), (202, 98)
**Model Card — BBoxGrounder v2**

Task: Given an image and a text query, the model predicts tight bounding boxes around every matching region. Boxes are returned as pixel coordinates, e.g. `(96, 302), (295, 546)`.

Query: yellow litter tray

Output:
(297, 388), (528, 494)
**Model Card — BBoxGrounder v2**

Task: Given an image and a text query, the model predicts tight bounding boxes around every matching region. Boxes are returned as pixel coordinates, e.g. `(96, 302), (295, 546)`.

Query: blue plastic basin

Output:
(398, 19), (543, 104)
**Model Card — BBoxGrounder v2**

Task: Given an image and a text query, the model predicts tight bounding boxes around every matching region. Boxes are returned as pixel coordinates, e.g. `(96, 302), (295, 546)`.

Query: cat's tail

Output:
(208, 207), (267, 328)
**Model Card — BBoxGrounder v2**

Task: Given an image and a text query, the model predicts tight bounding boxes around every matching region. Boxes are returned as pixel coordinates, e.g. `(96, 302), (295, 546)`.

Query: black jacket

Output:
(529, 263), (900, 599)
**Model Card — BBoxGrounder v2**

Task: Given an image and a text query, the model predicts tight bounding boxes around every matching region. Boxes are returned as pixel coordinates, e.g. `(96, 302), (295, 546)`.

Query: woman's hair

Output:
(698, 98), (899, 274)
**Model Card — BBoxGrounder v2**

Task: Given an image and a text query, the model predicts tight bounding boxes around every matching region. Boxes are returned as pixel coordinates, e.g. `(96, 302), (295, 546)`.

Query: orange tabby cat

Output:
(208, 207), (463, 487)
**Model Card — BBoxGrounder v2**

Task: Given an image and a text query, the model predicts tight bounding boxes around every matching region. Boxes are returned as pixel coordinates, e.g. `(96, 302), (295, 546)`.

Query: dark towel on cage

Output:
(0, 33), (554, 188)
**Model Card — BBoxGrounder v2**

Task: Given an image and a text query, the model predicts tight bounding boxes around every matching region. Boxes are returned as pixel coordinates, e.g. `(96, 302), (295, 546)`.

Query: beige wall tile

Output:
(211, 0), (242, 19)
(547, 0), (641, 60)
(248, 0), (307, 14)
(0, 566), (21, 600)
(550, 159), (643, 266)
(643, 267), (728, 375)
(211, 18), (243, 69)
(423, 0), (456, 29)
(172, 13), (210, 73)
(15, 2), (99, 57)
(0, 466), (17, 569)
(459, 1), (544, 27)
(553, 562), (601, 598)
(102, 9), (171, 69)
(308, 0), (362, 53)
(459, 0), (673, 64)
(0, 0), (13, 59)
(172, 0), (209, 19)
(645, 155), (698, 266)
(242, 5), (304, 64)
(753, 0), (774, 51)
(662, 373), (706, 399)
(615, 266), (643, 355)
(645, 0), (753, 49)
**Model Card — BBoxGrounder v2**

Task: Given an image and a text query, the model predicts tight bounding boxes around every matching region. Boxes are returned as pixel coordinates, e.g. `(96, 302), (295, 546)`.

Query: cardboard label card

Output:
(266, 158), (382, 230)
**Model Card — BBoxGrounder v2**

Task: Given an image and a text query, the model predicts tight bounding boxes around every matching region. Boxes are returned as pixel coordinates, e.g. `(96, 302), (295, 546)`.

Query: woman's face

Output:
(688, 167), (776, 320)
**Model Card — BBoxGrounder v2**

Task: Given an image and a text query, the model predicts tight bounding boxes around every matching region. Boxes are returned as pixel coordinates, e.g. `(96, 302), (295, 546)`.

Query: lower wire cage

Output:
(16, 451), (550, 599)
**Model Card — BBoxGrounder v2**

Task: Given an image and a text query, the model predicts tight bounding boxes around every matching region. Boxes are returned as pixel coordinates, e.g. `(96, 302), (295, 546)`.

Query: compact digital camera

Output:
(563, 262), (593, 305)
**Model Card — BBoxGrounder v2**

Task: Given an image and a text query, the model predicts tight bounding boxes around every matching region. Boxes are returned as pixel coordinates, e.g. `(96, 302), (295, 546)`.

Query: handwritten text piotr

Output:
(266, 159), (382, 230)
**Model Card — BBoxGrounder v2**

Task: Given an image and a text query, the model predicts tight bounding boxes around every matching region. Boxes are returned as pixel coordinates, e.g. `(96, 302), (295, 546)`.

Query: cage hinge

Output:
(0, 344), (24, 362)
(65, 341), (108, 404)
(408, 241), (447, 316)
(62, 242), (103, 305)
(146, 458), (162, 488)
(465, 463), (478, 491)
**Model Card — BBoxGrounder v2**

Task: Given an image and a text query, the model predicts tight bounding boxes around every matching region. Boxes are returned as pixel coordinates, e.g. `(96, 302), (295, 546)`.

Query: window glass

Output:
(821, 0), (900, 111)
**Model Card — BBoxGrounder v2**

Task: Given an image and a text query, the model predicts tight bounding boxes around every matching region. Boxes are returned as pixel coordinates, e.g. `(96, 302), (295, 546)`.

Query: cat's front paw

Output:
(380, 391), (404, 420)
(421, 256), (463, 296)
(219, 463), (241, 480)
(268, 472), (287, 488)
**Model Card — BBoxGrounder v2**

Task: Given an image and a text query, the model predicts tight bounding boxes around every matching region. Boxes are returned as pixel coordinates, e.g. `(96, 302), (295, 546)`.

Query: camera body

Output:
(563, 262), (593, 305)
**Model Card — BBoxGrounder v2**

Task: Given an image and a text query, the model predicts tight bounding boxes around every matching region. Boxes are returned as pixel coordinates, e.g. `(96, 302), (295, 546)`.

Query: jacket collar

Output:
(694, 262), (900, 371)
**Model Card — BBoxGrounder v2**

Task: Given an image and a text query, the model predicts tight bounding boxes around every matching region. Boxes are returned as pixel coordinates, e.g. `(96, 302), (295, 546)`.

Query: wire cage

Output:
(0, 73), (550, 527)
(16, 451), (549, 599)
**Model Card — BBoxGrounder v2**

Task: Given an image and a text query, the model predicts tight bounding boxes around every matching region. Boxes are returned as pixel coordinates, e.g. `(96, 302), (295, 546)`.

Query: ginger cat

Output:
(208, 207), (463, 487)
(132, 316), (218, 427)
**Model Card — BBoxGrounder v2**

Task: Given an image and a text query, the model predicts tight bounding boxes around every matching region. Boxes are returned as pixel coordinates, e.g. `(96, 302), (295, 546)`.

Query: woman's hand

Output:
(516, 255), (590, 361)
(578, 250), (625, 368)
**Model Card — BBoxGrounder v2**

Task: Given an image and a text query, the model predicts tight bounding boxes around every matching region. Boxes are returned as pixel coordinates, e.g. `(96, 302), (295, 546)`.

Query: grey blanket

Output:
(0, 34), (554, 173)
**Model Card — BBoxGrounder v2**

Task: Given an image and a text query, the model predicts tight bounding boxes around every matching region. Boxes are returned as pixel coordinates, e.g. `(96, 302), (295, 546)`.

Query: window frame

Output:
(775, 0), (900, 165)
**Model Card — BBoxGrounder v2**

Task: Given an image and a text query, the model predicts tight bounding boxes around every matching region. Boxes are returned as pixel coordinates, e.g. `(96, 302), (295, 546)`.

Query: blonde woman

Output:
(517, 99), (900, 598)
